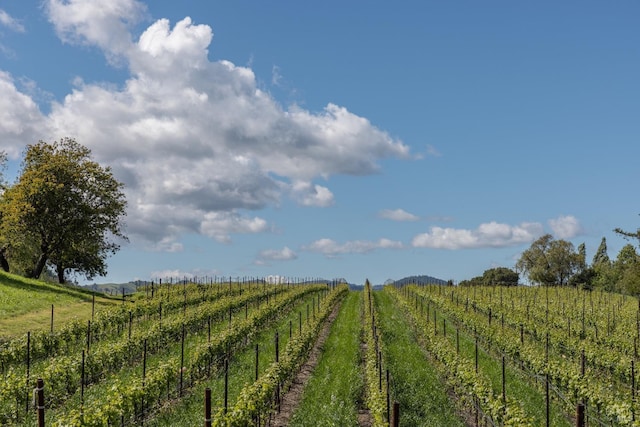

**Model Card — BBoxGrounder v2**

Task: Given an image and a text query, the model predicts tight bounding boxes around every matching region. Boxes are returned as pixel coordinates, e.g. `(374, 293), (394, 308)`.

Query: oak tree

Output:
(516, 234), (582, 286)
(0, 138), (127, 282)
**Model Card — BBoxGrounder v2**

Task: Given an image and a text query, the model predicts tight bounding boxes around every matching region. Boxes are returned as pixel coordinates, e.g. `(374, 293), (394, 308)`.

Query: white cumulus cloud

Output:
(304, 238), (403, 257)
(257, 247), (298, 263)
(200, 212), (269, 244)
(46, 0), (146, 60)
(548, 215), (582, 239)
(0, 72), (48, 158)
(0, 0), (412, 250)
(411, 221), (544, 249)
(291, 181), (335, 207)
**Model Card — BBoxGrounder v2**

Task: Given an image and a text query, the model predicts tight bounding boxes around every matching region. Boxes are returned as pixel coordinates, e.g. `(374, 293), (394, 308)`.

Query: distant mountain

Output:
(84, 281), (148, 296)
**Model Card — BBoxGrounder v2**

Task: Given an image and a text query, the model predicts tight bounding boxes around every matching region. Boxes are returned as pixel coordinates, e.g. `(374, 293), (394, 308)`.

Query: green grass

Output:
(289, 290), (362, 427)
(375, 290), (465, 427)
(0, 270), (118, 338)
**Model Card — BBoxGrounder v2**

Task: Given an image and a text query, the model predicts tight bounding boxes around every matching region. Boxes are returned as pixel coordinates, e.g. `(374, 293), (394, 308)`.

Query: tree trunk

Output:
(0, 247), (9, 272)
(30, 252), (48, 279)
(56, 264), (65, 284)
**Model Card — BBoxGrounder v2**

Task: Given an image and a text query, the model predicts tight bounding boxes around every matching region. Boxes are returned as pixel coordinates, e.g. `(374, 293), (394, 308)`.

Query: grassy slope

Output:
(0, 270), (119, 338)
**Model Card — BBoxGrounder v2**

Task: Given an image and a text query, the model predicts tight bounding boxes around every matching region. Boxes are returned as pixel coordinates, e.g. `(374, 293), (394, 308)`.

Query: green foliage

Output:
(459, 276), (484, 287)
(46, 284), (327, 426)
(482, 267), (519, 286)
(362, 281), (388, 427)
(593, 237), (611, 266)
(609, 217), (640, 294)
(460, 267), (518, 287)
(0, 284), (311, 419)
(0, 138), (127, 282)
(389, 286), (534, 425)
(567, 266), (596, 289)
(412, 284), (640, 425)
(613, 245), (640, 295)
(615, 219), (640, 244)
(214, 285), (348, 425)
(588, 243), (640, 294)
(516, 234), (582, 286)
(374, 290), (465, 426)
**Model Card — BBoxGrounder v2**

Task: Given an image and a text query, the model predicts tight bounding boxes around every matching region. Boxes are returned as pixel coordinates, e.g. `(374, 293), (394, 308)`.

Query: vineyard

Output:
(2, 275), (640, 426)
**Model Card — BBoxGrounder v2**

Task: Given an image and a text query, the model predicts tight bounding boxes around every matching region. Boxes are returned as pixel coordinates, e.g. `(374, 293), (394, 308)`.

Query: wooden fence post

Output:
(386, 369), (390, 423)
(26, 331), (30, 413)
(81, 350), (85, 408)
(205, 387), (212, 427)
(391, 401), (399, 427)
(36, 378), (44, 427)
(576, 403), (585, 427)
(224, 358), (229, 414)
(180, 324), (185, 397)
(546, 373), (550, 427)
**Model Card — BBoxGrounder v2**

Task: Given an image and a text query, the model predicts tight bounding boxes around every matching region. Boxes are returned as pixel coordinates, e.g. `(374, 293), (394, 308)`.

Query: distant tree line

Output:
(462, 230), (640, 296)
(390, 275), (448, 287)
(459, 266), (519, 287)
(0, 138), (127, 284)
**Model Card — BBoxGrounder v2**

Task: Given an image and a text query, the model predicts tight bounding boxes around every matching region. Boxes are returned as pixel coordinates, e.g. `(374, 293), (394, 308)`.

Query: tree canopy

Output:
(0, 138), (127, 283)
(482, 267), (519, 286)
(516, 234), (582, 286)
(615, 217), (640, 244)
(459, 267), (519, 287)
(592, 237), (610, 266)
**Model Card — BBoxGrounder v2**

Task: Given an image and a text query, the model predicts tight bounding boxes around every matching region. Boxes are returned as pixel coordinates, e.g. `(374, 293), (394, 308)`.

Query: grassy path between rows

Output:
(375, 290), (465, 426)
(288, 290), (363, 426)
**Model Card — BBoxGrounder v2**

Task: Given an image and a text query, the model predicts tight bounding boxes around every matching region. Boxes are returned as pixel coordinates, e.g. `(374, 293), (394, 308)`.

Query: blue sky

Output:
(0, 1), (638, 285)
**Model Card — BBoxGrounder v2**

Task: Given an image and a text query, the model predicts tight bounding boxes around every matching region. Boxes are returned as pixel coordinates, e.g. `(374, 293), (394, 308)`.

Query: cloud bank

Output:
(411, 216), (583, 250)
(305, 238), (403, 257)
(0, 0), (410, 250)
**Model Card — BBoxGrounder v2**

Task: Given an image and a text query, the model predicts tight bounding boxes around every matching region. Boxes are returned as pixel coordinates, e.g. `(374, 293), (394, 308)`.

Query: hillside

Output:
(85, 280), (145, 295)
(0, 271), (120, 339)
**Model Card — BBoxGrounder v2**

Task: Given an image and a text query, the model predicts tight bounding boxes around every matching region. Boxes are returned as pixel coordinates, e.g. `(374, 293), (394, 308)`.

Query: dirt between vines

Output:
(270, 300), (370, 427)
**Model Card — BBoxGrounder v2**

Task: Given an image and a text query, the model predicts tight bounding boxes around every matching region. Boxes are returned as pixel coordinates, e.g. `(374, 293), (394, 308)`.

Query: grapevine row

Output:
(0, 280), (269, 369)
(212, 284), (348, 426)
(388, 286), (534, 426)
(363, 280), (388, 427)
(450, 285), (637, 383)
(0, 284), (308, 424)
(51, 285), (328, 426)
(409, 285), (639, 425)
